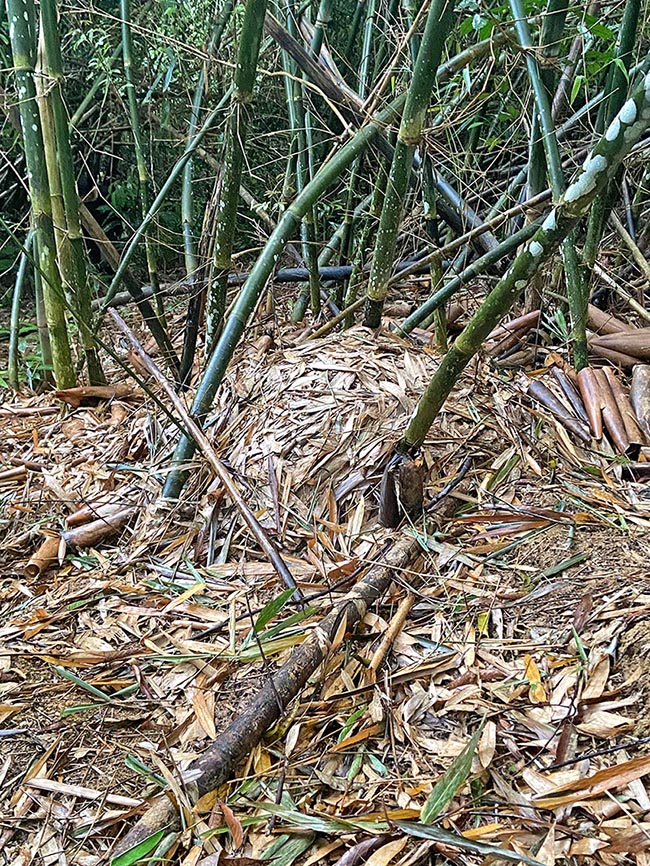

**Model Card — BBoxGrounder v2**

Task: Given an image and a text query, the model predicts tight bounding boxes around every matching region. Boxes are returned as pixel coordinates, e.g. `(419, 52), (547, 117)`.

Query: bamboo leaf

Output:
(394, 821), (545, 866)
(420, 726), (482, 823)
(261, 833), (314, 866)
(110, 829), (166, 865)
(254, 587), (296, 632)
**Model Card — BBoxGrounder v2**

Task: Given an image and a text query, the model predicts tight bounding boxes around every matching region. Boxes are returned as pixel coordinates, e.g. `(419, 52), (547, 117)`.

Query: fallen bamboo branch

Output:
(109, 309), (299, 596)
(112, 534), (421, 859)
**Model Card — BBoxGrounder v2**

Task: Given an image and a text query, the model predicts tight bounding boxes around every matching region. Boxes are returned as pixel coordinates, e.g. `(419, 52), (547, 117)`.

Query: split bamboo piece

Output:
(577, 368), (603, 440)
(631, 366), (650, 439)
(527, 379), (591, 443)
(593, 368), (631, 456)
(603, 367), (645, 453)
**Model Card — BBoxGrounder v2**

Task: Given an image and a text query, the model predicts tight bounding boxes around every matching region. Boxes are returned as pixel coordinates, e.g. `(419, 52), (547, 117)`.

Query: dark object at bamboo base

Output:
(379, 453), (425, 527)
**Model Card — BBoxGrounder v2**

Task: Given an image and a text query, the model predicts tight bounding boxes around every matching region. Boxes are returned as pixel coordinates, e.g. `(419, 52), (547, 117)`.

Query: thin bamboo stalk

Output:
(8, 230), (34, 390)
(582, 0), (641, 291)
(284, 1), (320, 319)
(397, 71), (650, 452)
(509, 0), (586, 368)
(205, 0), (267, 353)
(6, 0), (75, 388)
(33, 262), (54, 385)
(363, 0), (454, 328)
(179, 0), (236, 386)
(120, 0), (162, 318)
(102, 86), (232, 309)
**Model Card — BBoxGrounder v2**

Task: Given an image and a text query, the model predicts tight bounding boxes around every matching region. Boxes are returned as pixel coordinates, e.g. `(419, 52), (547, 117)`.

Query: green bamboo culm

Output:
(205, 0), (267, 355)
(363, 0), (454, 328)
(121, 0), (162, 317)
(398, 71), (650, 453)
(582, 0), (641, 286)
(180, 0), (236, 385)
(283, 1), (320, 321)
(509, 0), (587, 368)
(336, 0), (378, 319)
(39, 0), (105, 385)
(163, 91), (409, 499)
(5, 0), (76, 388)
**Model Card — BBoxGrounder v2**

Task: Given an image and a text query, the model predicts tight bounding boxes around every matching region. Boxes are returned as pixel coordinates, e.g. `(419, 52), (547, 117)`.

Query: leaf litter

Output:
(2, 310), (650, 866)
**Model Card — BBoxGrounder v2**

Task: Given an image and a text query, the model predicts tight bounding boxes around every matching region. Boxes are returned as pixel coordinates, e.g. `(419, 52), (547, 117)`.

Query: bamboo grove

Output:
(2, 0), (650, 499)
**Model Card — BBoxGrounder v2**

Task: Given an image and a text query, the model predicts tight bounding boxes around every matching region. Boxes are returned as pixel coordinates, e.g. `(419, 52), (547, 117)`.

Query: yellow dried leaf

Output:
(524, 655), (547, 704)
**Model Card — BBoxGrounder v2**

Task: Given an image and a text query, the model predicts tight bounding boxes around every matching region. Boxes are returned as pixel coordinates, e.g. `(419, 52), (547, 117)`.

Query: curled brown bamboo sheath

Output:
(588, 342), (639, 369)
(62, 507), (137, 548)
(577, 368), (603, 439)
(587, 304), (635, 336)
(590, 329), (650, 359)
(487, 309), (540, 341)
(527, 380), (591, 443)
(550, 366), (590, 426)
(487, 331), (523, 357)
(66, 502), (129, 528)
(546, 353), (580, 386)
(603, 367), (645, 450)
(24, 535), (60, 578)
(631, 365), (650, 439)
(594, 369), (631, 456)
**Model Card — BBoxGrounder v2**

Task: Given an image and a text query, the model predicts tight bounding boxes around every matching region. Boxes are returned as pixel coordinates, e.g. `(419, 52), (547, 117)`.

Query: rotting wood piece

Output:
(112, 534), (421, 858)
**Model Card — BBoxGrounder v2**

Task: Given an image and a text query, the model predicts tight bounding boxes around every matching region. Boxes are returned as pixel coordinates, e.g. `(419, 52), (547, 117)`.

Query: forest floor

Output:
(2, 296), (650, 866)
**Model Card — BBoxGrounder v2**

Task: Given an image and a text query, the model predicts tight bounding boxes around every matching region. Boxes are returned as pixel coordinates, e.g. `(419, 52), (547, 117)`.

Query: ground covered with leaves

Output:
(2, 306), (650, 866)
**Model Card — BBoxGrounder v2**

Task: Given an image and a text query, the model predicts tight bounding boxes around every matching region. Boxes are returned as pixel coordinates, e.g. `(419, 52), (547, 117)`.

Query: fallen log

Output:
(112, 534), (421, 859)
